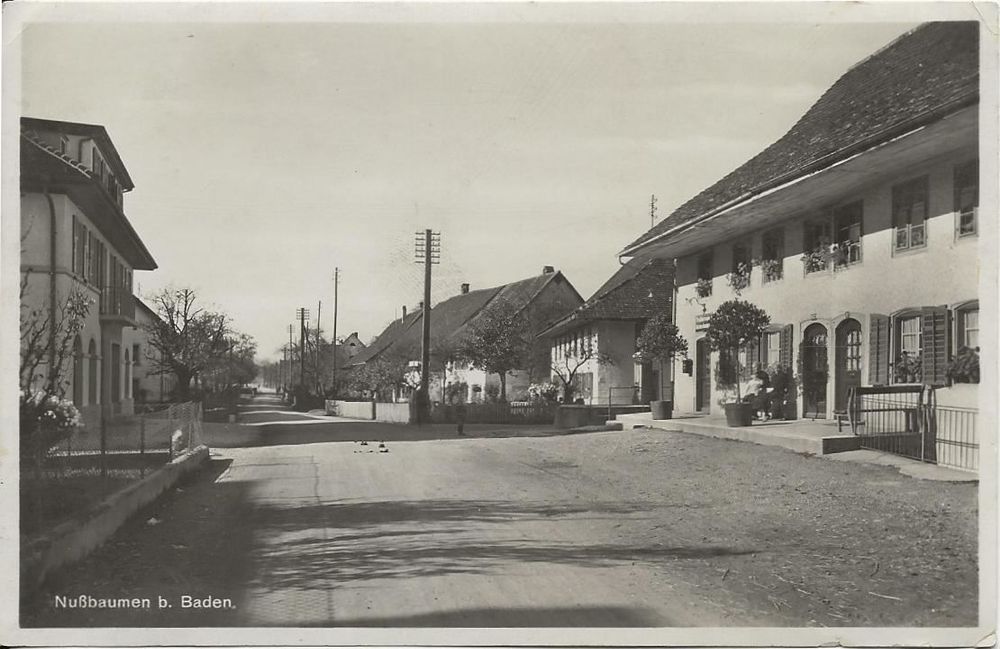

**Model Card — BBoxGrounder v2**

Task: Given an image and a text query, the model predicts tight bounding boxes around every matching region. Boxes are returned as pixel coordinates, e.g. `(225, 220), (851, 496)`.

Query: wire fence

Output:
(21, 402), (204, 538)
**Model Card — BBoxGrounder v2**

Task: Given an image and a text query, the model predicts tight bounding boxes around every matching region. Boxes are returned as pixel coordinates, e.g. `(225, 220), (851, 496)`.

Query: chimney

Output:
(460, 283), (470, 294)
(401, 305), (407, 321)
(542, 265), (555, 275)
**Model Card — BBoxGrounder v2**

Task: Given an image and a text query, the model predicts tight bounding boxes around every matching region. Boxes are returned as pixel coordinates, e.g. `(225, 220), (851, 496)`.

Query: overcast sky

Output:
(18, 12), (920, 361)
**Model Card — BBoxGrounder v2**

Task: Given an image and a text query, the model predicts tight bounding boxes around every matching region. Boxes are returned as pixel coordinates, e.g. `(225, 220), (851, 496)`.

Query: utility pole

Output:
(315, 300), (322, 395)
(414, 229), (440, 421)
(650, 194), (657, 228)
(332, 268), (340, 394)
(295, 308), (309, 389)
(287, 324), (293, 392)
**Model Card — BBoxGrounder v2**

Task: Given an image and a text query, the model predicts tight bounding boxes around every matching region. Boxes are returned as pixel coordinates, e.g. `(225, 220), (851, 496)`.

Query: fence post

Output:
(139, 415), (146, 477)
(100, 414), (108, 480)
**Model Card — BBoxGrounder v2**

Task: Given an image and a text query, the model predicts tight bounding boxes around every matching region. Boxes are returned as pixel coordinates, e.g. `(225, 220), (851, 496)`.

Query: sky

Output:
(16, 10), (921, 361)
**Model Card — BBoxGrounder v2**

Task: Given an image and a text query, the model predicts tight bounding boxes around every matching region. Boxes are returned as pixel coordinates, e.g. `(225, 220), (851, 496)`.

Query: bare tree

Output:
(143, 288), (232, 400)
(550, 342), (613, 403)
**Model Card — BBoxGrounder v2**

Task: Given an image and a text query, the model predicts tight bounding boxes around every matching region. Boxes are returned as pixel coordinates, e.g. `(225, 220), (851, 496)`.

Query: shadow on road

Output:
(241, 497), (756, 589)
(284, 605), (667, 627)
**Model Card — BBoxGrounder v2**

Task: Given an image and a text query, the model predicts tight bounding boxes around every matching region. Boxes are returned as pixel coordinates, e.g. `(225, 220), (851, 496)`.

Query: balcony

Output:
(99, 285), (136, 325)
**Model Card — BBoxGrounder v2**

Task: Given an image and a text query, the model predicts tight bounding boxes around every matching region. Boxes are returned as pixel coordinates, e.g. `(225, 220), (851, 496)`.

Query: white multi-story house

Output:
(20, 117), (157, 428)
(539, 257), (675, 405)
(620, 22), (981, 420)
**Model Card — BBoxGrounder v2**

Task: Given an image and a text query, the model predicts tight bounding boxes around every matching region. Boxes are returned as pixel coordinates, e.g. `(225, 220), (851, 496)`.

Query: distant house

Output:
(538, 257), (675, 405)
(20, 117), (157, 428)
(131, 298), (177, 405)
(620, 22), (980, 419)
(351, 266), (584, 402)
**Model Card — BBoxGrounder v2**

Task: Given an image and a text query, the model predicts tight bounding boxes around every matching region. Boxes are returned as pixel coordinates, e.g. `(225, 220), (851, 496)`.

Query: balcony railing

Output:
(100, 285), (136, 321)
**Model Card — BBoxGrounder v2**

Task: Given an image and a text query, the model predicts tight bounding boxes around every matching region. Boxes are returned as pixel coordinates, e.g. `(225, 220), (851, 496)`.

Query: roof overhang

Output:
(21, 135), (157, 270)
(624, 105), (978, 260)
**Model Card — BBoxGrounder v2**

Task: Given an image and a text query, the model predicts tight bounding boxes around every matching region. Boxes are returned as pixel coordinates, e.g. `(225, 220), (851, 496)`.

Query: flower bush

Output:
(20, 390), (81, 463)
(726, 261), (753, 295)
(695, 277), (713, 298)
(527, 382), (560, 403)
(760, 258), (783, 282)
(947, 346), (979, 384)
(894, 352), (922, 383)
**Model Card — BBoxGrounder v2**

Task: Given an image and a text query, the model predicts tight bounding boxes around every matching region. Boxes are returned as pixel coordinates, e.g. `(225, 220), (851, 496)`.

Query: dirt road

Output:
(24, 425), (977, 627)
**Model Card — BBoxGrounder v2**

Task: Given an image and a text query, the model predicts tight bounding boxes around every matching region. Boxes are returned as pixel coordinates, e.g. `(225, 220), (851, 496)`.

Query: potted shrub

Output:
(704, 299), (770, 427)
(635, 313), (688, 420)
(726, 261), (753, 296)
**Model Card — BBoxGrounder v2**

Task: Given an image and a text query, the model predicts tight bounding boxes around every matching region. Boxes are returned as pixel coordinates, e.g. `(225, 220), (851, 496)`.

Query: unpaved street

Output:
(24, 424), (977, 627)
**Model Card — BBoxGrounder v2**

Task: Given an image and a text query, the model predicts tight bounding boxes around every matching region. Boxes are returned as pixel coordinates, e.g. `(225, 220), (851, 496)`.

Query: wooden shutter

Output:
(921, 306), (950, 386)
(779, 324), (793, 368)
(869, 314), (890, 385)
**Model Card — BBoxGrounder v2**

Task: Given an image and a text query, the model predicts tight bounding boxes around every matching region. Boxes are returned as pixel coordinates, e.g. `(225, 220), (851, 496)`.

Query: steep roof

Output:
(352, 271), (581, 365)
(21, 116), (135, 190)
(622, 21), (979, 256)
(348, 309), (423, 366)
(539, 258), (675, 338)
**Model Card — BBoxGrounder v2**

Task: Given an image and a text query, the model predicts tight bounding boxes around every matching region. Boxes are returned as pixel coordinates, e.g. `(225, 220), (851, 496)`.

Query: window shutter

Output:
(869, 314), (890, 385)
(921, 306), (950, 386)
(779, 324), (793, 368)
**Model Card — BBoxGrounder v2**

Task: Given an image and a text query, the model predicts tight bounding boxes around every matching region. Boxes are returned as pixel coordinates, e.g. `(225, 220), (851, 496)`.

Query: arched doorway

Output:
(72, 336), (83, 406)
(835, 319), (862, 412)
(801, 323), (828, 419)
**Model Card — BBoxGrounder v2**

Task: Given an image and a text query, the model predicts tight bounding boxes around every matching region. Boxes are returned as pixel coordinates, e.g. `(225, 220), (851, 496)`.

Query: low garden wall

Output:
(375, 402), (411, 424)
(555, 404), (651, 429)
(325, 400), (376, 420)
(21, 445), (210, 591)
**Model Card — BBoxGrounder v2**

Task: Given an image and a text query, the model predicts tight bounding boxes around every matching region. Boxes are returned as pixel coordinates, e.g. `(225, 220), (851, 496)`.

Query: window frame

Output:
(892, 310), (923, 384)
(892, 176), (929, 253)
(760, 228), (784, 283)
(954, 160), (978, 239)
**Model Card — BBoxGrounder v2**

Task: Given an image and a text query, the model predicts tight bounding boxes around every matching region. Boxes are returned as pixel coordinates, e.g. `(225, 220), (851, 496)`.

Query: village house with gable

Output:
(620, 23), (981, 435)
(20, 117), (158, 430)
(350, 267), (584, 403)
(538, 257), (675, 405)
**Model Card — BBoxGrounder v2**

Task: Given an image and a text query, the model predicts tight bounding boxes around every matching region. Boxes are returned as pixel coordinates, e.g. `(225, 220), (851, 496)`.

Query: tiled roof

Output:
(21, 117), (135, 189)
(539, 258), (674, 337)
(623, 21), (979, 255)
(348, 309), (424, 366)
(353, 271), (579, 365)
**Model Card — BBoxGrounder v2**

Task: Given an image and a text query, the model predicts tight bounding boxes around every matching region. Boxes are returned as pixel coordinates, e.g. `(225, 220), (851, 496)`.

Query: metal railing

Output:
(847, 385), (978, 472)
(99, 285), (136, 320)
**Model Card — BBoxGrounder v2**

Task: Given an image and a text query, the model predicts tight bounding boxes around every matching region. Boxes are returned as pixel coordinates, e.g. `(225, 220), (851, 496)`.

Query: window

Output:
(762, 330), (782, 366)
(133, 344), (141, 365)
(893, 176), (928, 251)
(72, 217), (87, 276)
(803, 219), (832, 273)
(696, 252), (713, 296)
(761, 229), (783, 282)
(59, 136), (69, 156)
(955, 160), (978, 238)
(958, 307), (979, 350)
(894, 314), (922, 383)
(833, 201), (863, 266)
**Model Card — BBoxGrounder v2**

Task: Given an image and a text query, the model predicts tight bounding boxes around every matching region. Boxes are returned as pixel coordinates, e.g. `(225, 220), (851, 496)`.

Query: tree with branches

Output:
(19, 281), (92, 470)
(143, 288), (233, 400)
(460, 307), (532, 402)
(549, 330), (613, 403)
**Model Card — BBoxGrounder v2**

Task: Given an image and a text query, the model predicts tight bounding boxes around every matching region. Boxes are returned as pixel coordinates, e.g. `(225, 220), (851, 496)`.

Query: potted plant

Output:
(695, 277), (713, 298)
(947, 346), (979, 384)
(893, 351), (922, 383)
(726, 261), (754, 296)
(760, 257), (783, 282)
(704, 299), (770, 427)
(634, 313), (689, 420)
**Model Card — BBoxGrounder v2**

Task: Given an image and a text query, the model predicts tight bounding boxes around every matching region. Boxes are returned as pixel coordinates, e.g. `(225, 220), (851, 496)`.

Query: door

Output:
(802, 324), (828, 418)
(835, 319), (862, 412)
(640, 361), (655, 403)
(695, 338), (711, 413)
